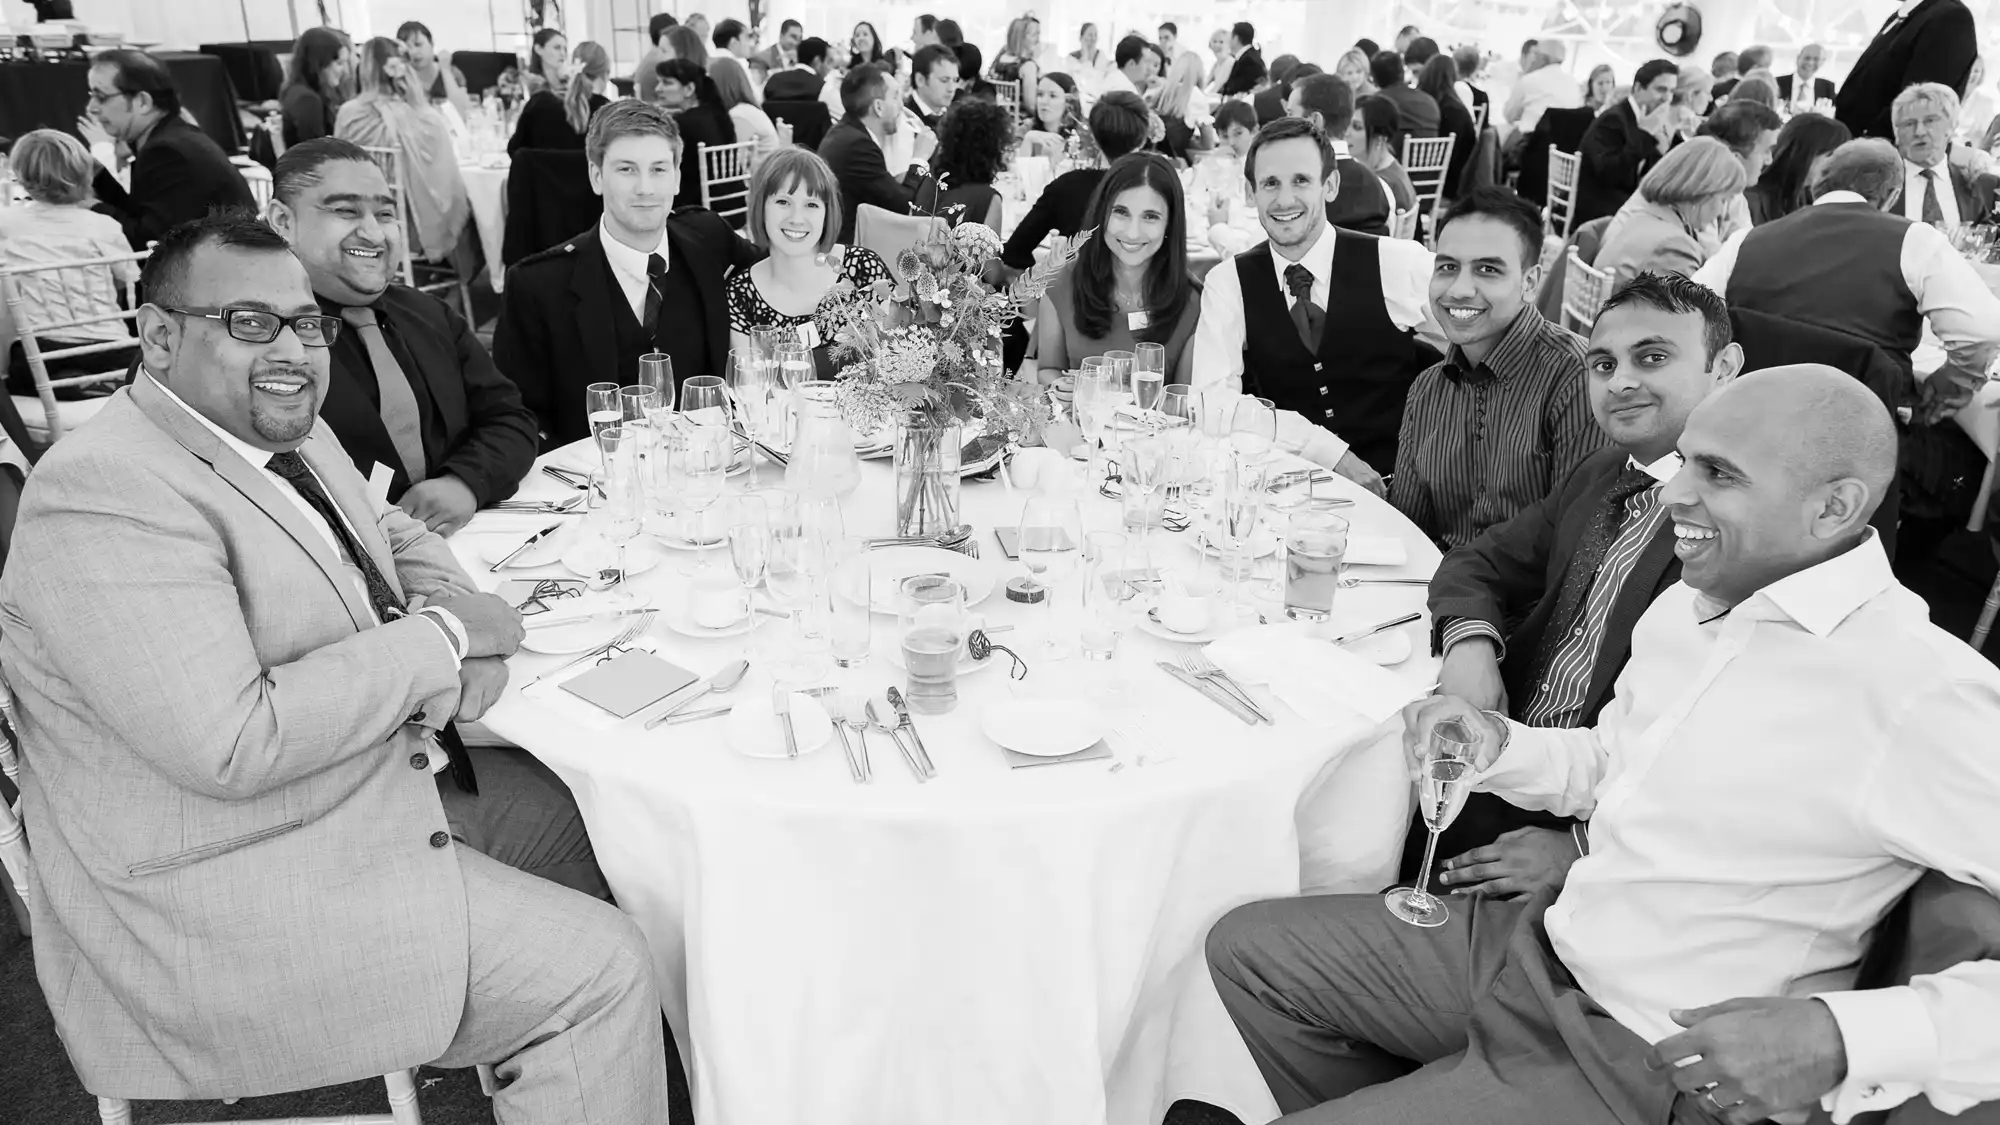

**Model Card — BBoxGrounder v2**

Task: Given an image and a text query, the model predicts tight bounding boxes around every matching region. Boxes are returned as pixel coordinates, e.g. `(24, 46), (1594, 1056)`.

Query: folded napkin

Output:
(1344, 536), (1408, 567)
(1205, 623), (1428, 726)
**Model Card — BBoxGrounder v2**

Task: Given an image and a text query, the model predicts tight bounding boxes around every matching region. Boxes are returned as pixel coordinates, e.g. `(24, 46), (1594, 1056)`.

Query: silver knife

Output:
(1157, 661), (1259, 724)
(643, 658), (750, 728)
(884, 687), (936, 775)
(489, 522), (564, 572)
(774, 687), (798, 758)
(1331, 611), (1422, 647)
(526, 606), (653, 629)
(652, 704), (733, 725)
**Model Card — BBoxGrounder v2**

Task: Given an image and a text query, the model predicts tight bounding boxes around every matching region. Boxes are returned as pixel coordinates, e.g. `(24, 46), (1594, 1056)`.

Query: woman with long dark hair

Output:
(915, 99), (1013, 231)
(509, 39), (609, 151)
(1417, 55), (1476, 198)
(848, 21), (884, 70)
(1036, 153), (1200, 384)
(526, 28), (567, 95)
(1744, 113), (1851, 225)
(280, 26), (347, 147)
(655, 57), (735, 209)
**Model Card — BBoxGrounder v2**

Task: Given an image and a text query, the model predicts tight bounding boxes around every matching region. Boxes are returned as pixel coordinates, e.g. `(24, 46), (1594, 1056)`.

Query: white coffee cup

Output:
(690, 580), (750, 629)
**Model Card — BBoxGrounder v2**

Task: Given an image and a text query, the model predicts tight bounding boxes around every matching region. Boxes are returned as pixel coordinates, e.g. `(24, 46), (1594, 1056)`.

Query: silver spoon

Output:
(644, 659), (751, 729)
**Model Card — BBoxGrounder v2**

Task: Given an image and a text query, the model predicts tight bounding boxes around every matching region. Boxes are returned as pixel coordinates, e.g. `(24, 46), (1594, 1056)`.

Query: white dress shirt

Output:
(1190, 221), (1436, 468)
(1100, 67), (1140, 97)
(1503, 64), (1584, 134)
(597, 216), (668, 325)
(145, 372), (463, 696)
(1478, 533), (2000, 1123)
(1693, 191), (2000, 380)
(1902, 159), (1962, 227)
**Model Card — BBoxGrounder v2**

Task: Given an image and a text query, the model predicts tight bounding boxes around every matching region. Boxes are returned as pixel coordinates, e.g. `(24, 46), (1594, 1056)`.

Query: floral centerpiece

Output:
(814, 203), (1085, 536)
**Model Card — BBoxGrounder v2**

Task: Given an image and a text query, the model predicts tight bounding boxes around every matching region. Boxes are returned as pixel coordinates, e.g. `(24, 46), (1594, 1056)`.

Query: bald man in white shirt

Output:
(1208, 365), (2000, 1125)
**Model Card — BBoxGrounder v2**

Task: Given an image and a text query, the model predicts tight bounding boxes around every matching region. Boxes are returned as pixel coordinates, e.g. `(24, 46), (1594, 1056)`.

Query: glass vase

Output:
(892, 419), (962, 538)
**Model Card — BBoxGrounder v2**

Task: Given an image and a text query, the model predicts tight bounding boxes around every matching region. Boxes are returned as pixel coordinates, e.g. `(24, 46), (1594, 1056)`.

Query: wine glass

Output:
(1133, 342), (1166, 417)
(1016, 492), (1082, 660)
(1386, 719), (1482, 928)
(586, 382), (620, 449)
(767, 510), (832, 684)
(680, 375), (729, 424)
(1229, 395), (1278, 460)
(594, 426), (644, 601)
(636, 353), (674, 405)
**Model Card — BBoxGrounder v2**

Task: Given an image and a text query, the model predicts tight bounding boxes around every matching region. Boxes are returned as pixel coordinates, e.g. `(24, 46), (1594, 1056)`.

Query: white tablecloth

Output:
(449, 441), (1441, 1125)
(460, 160), (510, 292)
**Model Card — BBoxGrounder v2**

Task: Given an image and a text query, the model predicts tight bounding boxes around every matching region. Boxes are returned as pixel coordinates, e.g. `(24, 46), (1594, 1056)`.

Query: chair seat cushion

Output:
(13, 394), (110, 442)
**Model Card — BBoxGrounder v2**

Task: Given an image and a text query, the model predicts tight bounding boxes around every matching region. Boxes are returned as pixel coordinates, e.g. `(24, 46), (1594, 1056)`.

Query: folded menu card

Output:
(560, 651), (698, 718)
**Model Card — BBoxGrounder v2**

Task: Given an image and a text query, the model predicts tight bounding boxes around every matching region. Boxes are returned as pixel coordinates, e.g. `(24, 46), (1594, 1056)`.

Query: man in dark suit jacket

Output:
(269, 140), (538, 539)
(85, 50), (254, 250)
(1836, 0), (1978, 139)
(1406, 272), (1743, 894)
(819, 63), (936, 243)
(1252, 54), (1301, 125)
(1290, 74), (1394, 237)
(1574, 57), (1682, 225)
(765, 36), (832, 103)
(1370, 50), (1439, 144)
(494, 101), (760, 448)
(1776, 42), (1836, 107)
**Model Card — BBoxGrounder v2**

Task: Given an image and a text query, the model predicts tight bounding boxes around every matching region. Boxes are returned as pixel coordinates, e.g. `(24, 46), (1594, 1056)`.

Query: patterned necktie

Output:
(266, 449), (477, 794)
(1283, 263), (1325, 353)
(1527, 464), (1658, 687)
(642, 252), (667, 337)
(338, 306), (428, 485)
(1920, 168), (1944, 226)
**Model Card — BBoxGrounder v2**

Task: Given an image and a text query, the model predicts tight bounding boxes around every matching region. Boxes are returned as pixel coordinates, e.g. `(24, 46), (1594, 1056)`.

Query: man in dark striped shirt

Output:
(1403, 273), (1745, 896)
(1389, 188), (1606, 550)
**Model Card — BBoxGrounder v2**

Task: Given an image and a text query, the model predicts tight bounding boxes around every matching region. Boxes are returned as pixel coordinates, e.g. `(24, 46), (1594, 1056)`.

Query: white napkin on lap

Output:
(1205, 624), (1429, 725)
(1343, 536), (1408, 567)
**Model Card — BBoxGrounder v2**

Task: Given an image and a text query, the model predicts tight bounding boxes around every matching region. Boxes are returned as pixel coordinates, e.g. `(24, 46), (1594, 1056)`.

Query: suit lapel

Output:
(665, 218), (727, 381)
(1580, 525), (1680, 721)
(129, 374), (376, 632)
(566, 229), (621, 387)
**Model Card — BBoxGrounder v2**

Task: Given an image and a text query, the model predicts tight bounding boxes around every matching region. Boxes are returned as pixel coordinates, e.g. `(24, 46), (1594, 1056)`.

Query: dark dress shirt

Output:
(1001, 167), (1105, 269)
(1389, 306), (1605, 550)
(315, 284), (539, 506)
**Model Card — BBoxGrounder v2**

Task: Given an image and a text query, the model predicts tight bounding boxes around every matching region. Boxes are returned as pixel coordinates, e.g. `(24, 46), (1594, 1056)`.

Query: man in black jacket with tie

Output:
(85, 49), (255, 250)
(819, 64), (937, 242)
(269, 140), (539, 539)
(494, 101), (760, 448)
(1408, 273), (1743, 894)
(1836, 0), (1978, 139)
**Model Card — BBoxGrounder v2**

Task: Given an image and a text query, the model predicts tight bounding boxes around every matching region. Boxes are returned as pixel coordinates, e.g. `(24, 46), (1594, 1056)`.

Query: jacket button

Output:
(410, 753), (430, 770)
(1319, 385), (1329, 394)
(1323, 409), (1335, 418)
(429, 831), (450, 848)
(409, 711), (426, 725)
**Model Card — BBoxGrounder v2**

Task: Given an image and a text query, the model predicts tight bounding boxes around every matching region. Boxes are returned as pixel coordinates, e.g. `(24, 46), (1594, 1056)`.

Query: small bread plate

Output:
(1137, 605), (1238, 645)
(659, 595), (766, 639)
(726, 692), (834, 758)
(980, 698), (1108, 758)
(863, 546), (999, 613)
(560, 537), (668, 580)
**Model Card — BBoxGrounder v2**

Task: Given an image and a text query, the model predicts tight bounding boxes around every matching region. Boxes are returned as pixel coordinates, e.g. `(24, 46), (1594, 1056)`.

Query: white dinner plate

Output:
(560, 537), (667, 580)
(477, 523), (577, 569)
(659, 598), (767, 639)
(1339, 629), (1413, 666)
(863, 546), (999, 613)
(1137, 606), (1242, 645)
(980, 698), (1107, 758)
(727, 693), (834, 758)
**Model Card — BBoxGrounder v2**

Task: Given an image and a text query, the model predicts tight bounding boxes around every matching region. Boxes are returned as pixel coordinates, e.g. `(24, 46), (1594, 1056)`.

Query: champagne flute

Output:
(1073, 364), (1114, 487)
(727, 497), (769, 593)
(586, 382), (620, 449)
(1016, 492), (1082, 660)
(594, 426), (644, 601)
(729, 348), (784, 487)
(1158, 386), (1203, 513)
(1133, 342), (1167, 417)
(1217, 451), (1268, 619)
(636, 353), (673, 405)
(1386, 719), (1482, 928)
(1121, 435), (1167, 540)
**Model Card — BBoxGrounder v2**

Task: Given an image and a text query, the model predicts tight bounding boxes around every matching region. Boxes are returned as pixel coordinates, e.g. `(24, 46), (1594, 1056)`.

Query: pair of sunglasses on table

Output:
(159, 307), (344, 347)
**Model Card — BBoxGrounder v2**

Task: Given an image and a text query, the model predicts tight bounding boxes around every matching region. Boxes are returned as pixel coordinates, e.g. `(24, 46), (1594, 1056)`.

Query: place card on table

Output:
(561, 651), (698, 718)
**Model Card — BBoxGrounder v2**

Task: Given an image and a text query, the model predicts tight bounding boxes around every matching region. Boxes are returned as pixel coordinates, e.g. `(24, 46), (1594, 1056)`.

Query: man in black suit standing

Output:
(1836, 0), (1978, 139)
(1288, 74), (1396, 237)
(1574, 57), (1681, 225)
(494, 102), (759, 448)
(1776, 41), (1836, 111)
(818, 63), (936, 243)
(1409, 272), (1742, 895)
(763, 36), (832, 102)
(269, 139), (538, 538)
(84, 49), (254, 250)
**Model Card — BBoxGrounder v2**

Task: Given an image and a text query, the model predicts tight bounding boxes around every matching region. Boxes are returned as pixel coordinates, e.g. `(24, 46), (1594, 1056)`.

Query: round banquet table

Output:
(450, 437), (1442, 1125)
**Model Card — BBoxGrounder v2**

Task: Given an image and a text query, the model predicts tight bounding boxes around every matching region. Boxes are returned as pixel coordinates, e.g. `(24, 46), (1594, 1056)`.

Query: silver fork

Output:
(1179, 649), (1273, 724)
(526, 611), (656, 687)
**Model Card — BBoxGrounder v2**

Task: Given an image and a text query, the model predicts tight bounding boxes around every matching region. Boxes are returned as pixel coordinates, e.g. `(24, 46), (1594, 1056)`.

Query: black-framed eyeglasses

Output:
(159, 306), (343, 347)
(86, 87), (130, 106)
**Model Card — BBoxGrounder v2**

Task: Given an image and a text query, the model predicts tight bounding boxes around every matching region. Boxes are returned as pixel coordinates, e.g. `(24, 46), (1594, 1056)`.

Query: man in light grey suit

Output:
(0, 213), (668, 1119)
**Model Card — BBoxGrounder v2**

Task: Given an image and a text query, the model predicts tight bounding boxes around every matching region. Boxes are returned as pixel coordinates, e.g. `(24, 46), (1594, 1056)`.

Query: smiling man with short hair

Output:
(1390, 186), (1604, 551)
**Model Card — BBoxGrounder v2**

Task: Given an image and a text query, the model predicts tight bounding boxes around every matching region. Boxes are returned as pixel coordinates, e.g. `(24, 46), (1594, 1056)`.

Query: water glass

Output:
(672, 422), (730, 574)
(1017, 492), (1082, 660)
(898, 574), (967, 714)
(828, 540), (873, 668)
(586, 382), (620, 448)
(767, 514), (832, 685)
(1230, 395), (1278, 459)
(1284, 511), (1349, 623)
(1080, 531), (1138, 661)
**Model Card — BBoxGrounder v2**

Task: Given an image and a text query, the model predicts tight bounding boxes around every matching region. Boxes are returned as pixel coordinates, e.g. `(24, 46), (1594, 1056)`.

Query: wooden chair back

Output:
(359, 145), (475, 323)
(698, 140), (757, 228)
(1561, 245), (1611, 333)
(0, 249), (150, 445)
(1389, 207), (1420, 241)
(1401, 134), (1455, 245)
(1546, 148), (1582, 239)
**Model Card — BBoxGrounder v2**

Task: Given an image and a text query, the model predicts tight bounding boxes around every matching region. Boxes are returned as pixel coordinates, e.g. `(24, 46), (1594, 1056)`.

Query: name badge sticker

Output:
(1127, 311), (1150, 331)
(796, 321), (823, 349)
